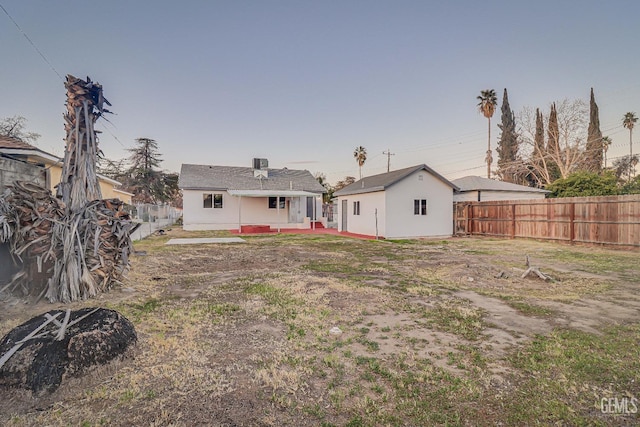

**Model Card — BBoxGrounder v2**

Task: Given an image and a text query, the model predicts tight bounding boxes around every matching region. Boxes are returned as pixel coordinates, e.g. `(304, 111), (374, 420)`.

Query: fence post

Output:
(466, 204), (473, 235)
(569, 202), (575, 243)
(510, 204), (515, 238)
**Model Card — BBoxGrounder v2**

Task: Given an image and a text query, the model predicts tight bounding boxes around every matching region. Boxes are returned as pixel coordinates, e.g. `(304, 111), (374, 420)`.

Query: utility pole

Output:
(383, 149), (395, 172)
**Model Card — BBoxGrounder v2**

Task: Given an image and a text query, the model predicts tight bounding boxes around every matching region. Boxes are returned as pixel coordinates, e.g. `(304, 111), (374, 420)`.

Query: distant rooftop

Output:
(452, 176), (549, 193)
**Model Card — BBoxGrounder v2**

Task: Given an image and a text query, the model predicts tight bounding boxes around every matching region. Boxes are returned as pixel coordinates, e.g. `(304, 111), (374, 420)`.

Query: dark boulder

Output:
(0, 307), (136, 394)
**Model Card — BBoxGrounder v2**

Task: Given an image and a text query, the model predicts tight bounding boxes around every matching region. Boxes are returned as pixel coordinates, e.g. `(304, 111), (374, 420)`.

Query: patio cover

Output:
(227, 189), (321, 197)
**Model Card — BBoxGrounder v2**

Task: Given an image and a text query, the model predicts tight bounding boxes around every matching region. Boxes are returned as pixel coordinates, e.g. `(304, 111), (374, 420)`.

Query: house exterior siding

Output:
(334, 165), (456, 239)
(338, 190), (386, 236)
(453, 190), (547, 202)
(183, 190), (321, 231)
(385, 169), (453, 239)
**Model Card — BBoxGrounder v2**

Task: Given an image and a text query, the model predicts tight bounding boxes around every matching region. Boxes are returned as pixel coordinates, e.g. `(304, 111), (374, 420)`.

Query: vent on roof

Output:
(252, 158), (268, 170)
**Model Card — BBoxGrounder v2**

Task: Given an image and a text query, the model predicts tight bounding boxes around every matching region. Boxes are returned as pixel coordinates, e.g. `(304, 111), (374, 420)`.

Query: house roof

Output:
(0, 135), (60, 163)
(333, 164), (458, 197)
(178, 164), (326, 194)
(452, 176), (549, 193)
(0, 135), (122, 187)
(0, 135), (36, 150)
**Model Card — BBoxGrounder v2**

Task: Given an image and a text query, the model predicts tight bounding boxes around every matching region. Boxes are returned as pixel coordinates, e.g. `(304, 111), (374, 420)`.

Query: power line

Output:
(0, 3), (63, 81)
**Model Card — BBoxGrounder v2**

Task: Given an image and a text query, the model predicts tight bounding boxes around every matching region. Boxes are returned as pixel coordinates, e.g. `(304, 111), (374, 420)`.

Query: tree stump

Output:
(0, 308), (136, 394)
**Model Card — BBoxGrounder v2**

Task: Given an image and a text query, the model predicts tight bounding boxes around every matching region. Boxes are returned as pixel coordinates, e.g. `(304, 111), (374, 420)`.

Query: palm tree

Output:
(602, 136), (612, 169)
(477, 89), (497, 178)
(353, 146), (367, 179)
(623, 112), (638, 181)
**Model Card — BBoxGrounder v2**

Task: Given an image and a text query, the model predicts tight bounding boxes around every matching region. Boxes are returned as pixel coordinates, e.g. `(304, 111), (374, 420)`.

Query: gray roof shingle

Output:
(179, 164), (326, 193)
(333, 164), (457, 197)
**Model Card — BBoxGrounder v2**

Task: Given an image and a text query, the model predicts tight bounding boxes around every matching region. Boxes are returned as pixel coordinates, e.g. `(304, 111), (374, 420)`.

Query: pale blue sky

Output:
(2, 1), (639, 184)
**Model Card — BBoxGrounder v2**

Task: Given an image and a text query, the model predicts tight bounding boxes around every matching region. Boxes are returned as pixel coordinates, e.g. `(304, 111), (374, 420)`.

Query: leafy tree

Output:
(496, 89), (519, 183)
(584, 88), (603, 172)
(125, 138), (163, 203)
(622, 112), (638, 182)
(334, 176), (356, 192)
(620, 175), (640, 194)
(612, 155), (639, 182)
(546, 171), (619, 198)
(477, 89), (497, 178)
(0, 115), (40, 143)
(314, 172), (332, 202)
(353, 146), (367, 179)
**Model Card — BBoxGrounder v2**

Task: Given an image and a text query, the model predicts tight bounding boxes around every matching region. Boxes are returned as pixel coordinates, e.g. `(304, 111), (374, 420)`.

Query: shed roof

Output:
(333, 164), (458, 197)
(178, 164), (326, 194)
(452, 176), (549, 193)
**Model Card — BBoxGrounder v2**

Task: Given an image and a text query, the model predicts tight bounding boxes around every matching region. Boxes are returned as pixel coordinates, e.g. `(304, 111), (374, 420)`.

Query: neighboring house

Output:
(179, 159), (326, 231)
(0, 135), (133, 203)
(333, 164), (458, 239)
(452, 176), (549, 202)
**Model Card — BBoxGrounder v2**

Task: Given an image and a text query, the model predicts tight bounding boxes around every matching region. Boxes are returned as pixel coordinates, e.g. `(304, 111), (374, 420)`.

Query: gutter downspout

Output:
(238, 195), (242, 233)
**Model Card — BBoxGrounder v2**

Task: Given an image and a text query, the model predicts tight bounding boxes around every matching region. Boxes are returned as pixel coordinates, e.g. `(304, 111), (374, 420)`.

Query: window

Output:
(204, 193), (223, 208)
(268, 196), (285, 209)
(353, 201), (360, 215)
(213, 194), (223, 208)
(414, 199), (427, 215)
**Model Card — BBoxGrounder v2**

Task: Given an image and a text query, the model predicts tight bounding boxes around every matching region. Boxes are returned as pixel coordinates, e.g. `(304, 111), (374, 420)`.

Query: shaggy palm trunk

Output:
(57, 75), (107, 208)
(0, 75), (138, 303)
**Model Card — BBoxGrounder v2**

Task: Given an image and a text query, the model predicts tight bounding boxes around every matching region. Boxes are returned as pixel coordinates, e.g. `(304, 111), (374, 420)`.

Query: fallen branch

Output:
(521, 255), (553, 281)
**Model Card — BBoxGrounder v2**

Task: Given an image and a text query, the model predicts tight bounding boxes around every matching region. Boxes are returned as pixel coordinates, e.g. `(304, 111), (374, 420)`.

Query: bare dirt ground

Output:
(1, 229), (640, 426)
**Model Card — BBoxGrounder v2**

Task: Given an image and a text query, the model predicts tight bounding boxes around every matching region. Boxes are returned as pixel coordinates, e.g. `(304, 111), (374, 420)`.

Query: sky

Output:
(1, 1), (639, 185)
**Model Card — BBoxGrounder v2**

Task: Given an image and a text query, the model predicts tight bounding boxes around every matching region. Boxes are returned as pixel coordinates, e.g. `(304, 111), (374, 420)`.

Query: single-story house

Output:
(179, 159), (326, 231)
(452, 176), (549, 202)
(0, 135), (133, 203)
(333, 164), (459, 239)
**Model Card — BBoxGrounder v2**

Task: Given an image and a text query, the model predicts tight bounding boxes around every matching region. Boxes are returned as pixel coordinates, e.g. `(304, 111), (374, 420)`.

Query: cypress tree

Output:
(585, 88), (603, 172)
(546, 103), (561, 182)
(531, 108), (545, 186)
(497, 89), (518, 183)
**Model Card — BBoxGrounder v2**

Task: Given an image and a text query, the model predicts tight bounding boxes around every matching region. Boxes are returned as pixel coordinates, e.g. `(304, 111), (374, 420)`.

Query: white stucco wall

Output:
(183, 190), (322, 230)
(384, 170), (453, 239)
(336, 169), (454, 239)
(453, 191), (547, 202)
(337, 190), (386, 237)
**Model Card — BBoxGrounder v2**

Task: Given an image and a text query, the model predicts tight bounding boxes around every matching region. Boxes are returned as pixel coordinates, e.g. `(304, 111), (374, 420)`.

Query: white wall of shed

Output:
(384, 169), (453, 239)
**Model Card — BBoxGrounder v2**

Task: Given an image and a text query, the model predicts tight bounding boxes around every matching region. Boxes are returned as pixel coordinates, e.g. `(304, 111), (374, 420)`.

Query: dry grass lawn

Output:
(1, 228), (640, 426)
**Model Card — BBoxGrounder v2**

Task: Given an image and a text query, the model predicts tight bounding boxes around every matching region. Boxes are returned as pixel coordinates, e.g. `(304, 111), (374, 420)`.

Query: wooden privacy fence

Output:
(454, 194), (640, 247)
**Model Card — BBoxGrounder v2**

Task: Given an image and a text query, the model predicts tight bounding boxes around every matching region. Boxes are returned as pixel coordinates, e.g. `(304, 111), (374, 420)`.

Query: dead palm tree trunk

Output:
(57, 75), (110, 209)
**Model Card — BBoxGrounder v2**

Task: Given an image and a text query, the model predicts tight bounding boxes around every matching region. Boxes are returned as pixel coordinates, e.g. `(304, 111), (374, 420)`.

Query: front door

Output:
(306, 197), (314, 219)
(341, 200), (348, 232)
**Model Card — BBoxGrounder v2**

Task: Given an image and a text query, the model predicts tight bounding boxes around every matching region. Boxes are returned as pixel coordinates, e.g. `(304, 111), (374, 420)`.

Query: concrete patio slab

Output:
(165, 237), (246, 245)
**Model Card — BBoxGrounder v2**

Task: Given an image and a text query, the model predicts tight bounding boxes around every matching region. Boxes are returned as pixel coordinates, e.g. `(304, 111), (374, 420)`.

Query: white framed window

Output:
(353, 201), (360, 215)
(204, 193), (223, 208)
(268, 197), (285, 209)
(414, 199), (427, 215)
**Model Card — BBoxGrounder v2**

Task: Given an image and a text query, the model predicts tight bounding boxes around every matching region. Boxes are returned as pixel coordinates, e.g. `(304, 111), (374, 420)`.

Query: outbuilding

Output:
(333, 164), (458, 239)
(452, 176), (549, 202)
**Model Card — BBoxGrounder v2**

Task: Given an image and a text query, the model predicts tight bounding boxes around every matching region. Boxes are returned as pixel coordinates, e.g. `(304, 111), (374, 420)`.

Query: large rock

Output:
(0, 307), (136, 394)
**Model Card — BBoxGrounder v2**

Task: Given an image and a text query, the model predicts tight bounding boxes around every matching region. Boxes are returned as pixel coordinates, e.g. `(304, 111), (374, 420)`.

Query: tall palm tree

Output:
(353, 146), (367, 179)
(477, 89), (497, 178)
(602, 136), (612, 169)
(623, 112), (638, 181)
